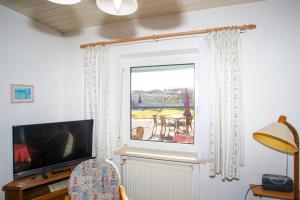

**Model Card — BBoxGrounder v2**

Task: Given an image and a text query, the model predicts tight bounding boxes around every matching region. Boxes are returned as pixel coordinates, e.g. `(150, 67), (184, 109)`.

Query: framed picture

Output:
(11, 84), (34, 103)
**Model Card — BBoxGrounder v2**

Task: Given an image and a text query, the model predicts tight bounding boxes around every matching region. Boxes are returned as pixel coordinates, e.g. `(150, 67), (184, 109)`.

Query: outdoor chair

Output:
(167, 118), (177, 133)
(152, 115), (171, 139)
(177, 116), (193, 135)
(132, 126), (144, 140)
(160, 116), (167, 138)
(151, 114), (158, 135)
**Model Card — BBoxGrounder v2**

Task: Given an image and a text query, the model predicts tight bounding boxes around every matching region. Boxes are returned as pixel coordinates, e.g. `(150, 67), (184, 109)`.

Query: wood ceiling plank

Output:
(0, 0), (49, 17)
(45, 0), (179, 27)
(53, 15), (121, 29)
(28, 2), (64, 13)
(54, 15), (132, 32)
(135, 4), (182, 19)
(38, 6), (99, 23)
(181, 0), (264, 11)
(55, 4), (182, 32)
(0, 0), (265, 33)
(138, 0), (182, 9)
(32, 1), (95, 19)
(0, 0), (17, 3)
(3, 0), (45, 8)
(43, 12), (104, 24)
(52, 2), (179, 29)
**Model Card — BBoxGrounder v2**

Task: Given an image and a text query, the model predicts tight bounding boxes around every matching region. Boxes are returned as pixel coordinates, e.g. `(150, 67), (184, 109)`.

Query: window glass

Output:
(130, 64), (195, 144)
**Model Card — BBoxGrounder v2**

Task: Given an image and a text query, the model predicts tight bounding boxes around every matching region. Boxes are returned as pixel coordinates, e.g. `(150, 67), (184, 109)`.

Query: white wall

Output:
(62, 0), (300, 199)
(0, 5), (63, 200)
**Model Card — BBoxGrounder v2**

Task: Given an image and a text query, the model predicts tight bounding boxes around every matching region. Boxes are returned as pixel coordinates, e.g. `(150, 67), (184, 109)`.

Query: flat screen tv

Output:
(13, 119), (93, 179)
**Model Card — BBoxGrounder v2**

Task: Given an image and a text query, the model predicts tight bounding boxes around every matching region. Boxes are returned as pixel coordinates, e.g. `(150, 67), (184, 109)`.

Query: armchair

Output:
(65, 159), (128, 200)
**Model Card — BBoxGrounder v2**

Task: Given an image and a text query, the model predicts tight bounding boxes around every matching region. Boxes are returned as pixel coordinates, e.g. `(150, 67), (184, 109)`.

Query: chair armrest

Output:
(64, 195), (71, 200)
(119, 185), (128, 200)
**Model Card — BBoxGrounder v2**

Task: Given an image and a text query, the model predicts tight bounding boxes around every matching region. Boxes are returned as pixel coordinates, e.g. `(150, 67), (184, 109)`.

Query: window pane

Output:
(130, 64), (195, 144)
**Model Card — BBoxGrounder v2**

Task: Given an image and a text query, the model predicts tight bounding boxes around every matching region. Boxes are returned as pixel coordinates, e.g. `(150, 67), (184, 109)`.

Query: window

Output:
(130, 64), (195, 144)
(118, 44), (208, 154)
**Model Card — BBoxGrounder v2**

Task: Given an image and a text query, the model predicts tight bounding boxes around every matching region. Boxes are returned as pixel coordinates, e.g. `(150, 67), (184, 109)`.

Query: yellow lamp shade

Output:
(253, 122), (298, 153)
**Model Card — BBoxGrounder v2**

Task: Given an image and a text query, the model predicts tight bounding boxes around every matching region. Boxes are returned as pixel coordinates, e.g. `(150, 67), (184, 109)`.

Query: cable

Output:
(286, 152), (289, 176)
(244, 187), (251, 200)
(244, 185), (262, 200)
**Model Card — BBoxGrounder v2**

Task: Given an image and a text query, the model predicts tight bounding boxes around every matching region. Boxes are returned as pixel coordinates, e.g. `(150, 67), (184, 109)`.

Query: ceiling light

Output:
(113, 0), (122, 11)
(48, 0), (138, 16)
(96, 0), (138, 16)
(48, 0), (82, 5)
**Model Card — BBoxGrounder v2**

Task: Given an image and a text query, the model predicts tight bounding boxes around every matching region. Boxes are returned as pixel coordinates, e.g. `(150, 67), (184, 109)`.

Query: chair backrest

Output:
(136, 126), (144, 138)
(132, 126), (144, 140)
(153, 115), (157, 124)
(186, 116), (193, 126)
(68, 159), (121, 200)
(160, 116), (166, 125)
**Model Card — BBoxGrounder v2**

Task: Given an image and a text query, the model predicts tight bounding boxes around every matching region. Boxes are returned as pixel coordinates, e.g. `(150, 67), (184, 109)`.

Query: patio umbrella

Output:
(183, 88), (192, 118)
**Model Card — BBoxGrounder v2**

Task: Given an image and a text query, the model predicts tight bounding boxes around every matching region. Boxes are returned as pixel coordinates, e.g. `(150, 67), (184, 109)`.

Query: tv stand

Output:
(41, 173), (49, 179)
(51, 167), (71, 175)
(2, 165), (76, 200)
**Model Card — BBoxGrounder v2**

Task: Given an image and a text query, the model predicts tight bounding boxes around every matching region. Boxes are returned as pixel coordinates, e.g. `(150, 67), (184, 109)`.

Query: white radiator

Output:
(123, 158), (193, 200)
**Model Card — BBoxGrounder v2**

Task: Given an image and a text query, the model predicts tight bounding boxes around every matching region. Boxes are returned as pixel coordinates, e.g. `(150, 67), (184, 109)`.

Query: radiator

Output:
(123, 158), (193, 200)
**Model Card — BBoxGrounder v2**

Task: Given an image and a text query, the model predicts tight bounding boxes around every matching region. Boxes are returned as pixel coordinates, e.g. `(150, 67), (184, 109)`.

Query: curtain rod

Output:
(80, 24), (256, 49)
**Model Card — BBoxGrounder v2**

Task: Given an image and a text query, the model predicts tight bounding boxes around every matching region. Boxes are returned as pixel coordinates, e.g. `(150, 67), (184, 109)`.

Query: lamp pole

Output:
(279, 115), (299, 200)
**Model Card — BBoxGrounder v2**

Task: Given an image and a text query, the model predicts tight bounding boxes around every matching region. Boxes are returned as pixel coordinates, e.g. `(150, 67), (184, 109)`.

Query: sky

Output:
(131, 66), (194, 91)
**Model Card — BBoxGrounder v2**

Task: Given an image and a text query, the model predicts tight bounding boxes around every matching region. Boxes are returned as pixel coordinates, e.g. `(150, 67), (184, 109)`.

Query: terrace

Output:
(131, 107), (194, 144)
(130, 64), (195, 144)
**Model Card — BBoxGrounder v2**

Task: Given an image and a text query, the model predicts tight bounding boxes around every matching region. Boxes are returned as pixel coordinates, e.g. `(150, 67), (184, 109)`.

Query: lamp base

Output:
(262, 174), (294, 192)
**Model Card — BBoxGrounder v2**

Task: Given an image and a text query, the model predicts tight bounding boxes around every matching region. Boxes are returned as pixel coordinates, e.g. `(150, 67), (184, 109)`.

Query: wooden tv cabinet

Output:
(2, 166), (75, 200)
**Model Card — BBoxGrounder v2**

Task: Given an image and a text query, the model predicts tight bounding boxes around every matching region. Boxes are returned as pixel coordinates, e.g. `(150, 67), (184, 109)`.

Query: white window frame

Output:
(110, 37), (210, 160)
(121, 53), (203, 154)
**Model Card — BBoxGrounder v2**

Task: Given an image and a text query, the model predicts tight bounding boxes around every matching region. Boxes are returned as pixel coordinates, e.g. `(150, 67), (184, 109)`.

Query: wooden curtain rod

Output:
(80, 24), (256, 49)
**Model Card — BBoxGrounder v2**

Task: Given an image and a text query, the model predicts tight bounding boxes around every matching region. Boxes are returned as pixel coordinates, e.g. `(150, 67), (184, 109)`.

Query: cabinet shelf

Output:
(2, 166), (75, 200)
(250, 184), (299, 200)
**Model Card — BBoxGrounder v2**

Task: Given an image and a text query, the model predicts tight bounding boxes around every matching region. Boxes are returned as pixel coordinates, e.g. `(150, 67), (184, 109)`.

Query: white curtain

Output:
(208, 30), (241, 180)
(83, 46), (111, 159)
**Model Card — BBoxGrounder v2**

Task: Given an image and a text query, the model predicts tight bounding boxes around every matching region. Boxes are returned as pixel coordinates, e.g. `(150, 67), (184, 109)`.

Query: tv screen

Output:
(13, 119), (93, 179)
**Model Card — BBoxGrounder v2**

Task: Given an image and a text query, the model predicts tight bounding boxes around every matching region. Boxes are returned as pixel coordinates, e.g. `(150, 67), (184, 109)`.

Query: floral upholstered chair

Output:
(66, 159), (128, 200)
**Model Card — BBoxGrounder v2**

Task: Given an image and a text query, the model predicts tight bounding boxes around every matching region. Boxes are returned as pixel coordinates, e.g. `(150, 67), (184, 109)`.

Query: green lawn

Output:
(132, 108), (194, 119)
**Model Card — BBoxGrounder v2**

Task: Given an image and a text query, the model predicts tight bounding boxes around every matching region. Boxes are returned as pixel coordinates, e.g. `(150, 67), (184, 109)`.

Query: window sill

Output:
(115, 145), (202, 164)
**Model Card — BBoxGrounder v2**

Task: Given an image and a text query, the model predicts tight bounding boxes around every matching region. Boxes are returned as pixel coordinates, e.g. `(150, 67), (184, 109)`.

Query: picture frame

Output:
(10, 84), (34, 103)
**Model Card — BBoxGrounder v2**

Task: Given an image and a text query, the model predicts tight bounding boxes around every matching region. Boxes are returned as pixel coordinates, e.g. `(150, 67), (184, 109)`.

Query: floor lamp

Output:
(253, 115), (299, 200)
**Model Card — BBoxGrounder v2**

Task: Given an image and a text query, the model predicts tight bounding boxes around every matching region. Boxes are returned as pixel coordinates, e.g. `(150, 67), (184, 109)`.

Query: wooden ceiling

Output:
(0, 0), (263, 33)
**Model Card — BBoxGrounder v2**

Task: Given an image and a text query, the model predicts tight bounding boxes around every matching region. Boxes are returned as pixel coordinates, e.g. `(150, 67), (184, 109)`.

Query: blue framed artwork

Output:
(11, 84), (34, 103)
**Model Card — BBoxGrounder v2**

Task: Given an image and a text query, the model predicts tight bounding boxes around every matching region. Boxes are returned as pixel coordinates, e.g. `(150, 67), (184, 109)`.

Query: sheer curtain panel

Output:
(83, 46), (111, 159)
(207, 30), (242, 180)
